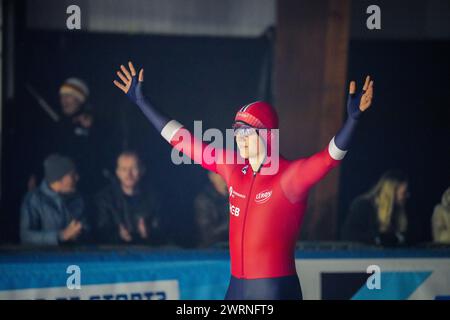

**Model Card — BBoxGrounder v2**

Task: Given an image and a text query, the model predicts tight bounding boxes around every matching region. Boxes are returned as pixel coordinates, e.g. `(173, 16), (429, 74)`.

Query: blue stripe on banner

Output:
(0, 250), (232, 299)
(0, 249), (230, 263)
(0, 258), (231, 300)
(295, 249), (450, 259)
(2, 249), (448, 265)
(1, 249), (449, 299)
(351, 272), (432, 300)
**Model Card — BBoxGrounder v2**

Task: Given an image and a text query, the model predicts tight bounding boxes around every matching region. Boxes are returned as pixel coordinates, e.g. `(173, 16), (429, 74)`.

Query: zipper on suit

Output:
(241, 171), (257, 277)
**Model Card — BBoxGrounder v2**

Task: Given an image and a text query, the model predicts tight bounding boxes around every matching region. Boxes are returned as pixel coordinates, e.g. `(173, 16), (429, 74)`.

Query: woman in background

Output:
(432, 187), (450, 244)
(341, 171), (409, 246)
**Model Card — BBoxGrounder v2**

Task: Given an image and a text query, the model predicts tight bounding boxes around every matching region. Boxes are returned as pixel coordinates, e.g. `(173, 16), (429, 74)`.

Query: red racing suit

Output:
(161, 120), (343, 279)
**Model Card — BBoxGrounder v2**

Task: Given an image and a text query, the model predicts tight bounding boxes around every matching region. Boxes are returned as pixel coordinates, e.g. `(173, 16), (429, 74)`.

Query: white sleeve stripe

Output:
(328, 137), (347, 160)
(161, 120), (183, 143)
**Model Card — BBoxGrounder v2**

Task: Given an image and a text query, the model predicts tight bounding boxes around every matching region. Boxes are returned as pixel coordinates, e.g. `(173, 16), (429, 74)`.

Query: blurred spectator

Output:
(20, 154), (90, 246)
(52, 77), (113, 194)
(341, 171), (409, 246)
(95, 151), (162, 245)
(432, 187), (450, 244)
(194, 172), (229, 248)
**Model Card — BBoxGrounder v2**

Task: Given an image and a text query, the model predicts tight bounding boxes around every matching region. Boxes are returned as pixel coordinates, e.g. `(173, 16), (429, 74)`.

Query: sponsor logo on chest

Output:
(229, 186), (246, 199)
(255, 189), (272, 204)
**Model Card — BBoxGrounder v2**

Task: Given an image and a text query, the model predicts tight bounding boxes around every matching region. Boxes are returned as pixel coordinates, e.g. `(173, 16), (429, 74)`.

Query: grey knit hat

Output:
(59, 78), (89, 103)
(44, 154), (75, 184)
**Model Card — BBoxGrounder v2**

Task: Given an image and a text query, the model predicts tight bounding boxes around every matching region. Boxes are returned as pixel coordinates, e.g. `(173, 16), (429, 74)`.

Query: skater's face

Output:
(116, 154), (142, 190)
(235, 130), (265, 159)
(60, 94), (82, 116)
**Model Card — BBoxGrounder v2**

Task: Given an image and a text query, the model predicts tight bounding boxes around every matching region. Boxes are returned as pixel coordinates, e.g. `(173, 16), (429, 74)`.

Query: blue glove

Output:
(346, 89), (364, 120)
(334, 77), (373, 151)
(125, 71), (145, 104)
(114, 63), (169, 133)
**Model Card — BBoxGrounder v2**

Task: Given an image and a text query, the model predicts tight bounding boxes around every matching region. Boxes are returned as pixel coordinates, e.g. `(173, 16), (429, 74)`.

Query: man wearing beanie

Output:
(25, 78), (93, 193)
(20, 154), (89, 246)
(59, 77), (90, 117)
(52, 77), (113, 195)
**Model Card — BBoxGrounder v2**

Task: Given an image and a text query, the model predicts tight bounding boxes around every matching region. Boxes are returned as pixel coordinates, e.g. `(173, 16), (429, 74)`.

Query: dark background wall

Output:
(1, 28), (270, 245)
(340, 39), (450, 243)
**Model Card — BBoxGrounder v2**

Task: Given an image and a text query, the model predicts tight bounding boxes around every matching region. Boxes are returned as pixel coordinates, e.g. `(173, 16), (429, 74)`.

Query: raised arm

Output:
(333, 75), (374, 154)
(113, 62), (235, 181)
(113, 62), (173, 136)
(282, 76), (374, 202)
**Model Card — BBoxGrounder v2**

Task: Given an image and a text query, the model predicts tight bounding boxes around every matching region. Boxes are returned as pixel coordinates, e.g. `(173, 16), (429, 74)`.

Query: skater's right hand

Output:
(113, 61), (170, 133)
(113, 61), (145, 104)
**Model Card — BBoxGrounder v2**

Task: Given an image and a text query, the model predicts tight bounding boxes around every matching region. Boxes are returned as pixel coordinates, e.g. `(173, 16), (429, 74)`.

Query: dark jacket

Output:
(94, 182), (163, 245)
(194, 186), (229, 248)
(20, 181), (87, 246)
(341, 197), (406, 246)
(52, 113), (117, 195)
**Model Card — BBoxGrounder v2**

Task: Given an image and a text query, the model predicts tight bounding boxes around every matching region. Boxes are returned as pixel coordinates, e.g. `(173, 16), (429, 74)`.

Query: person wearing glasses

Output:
(113, 61), (374, 300)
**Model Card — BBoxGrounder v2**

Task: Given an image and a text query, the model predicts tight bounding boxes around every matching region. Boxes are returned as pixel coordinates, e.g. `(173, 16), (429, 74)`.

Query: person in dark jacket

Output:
(52, 77), (117, 195)
(194, 172), (229, 248)
(341, 170), (410, 246)
(20, 154), (90, 246)
(95, 151), (162, 245)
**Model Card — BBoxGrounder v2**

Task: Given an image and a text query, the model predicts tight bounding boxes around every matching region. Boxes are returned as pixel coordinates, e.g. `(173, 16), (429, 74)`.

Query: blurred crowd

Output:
(17, 77), (450, 248)
(340, 171), (450, 246)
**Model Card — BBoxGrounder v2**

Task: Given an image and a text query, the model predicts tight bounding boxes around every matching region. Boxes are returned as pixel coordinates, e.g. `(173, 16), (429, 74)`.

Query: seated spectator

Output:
(432, 187), (450, 244)
(341, 170), (409, 246)
(95, 151), (162, 245)
(194, 172), (229, 248)
(20, 154), (89, 246)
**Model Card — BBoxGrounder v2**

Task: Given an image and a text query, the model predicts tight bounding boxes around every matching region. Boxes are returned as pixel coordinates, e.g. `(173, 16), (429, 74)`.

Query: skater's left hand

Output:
(347, 75), (374, 119)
